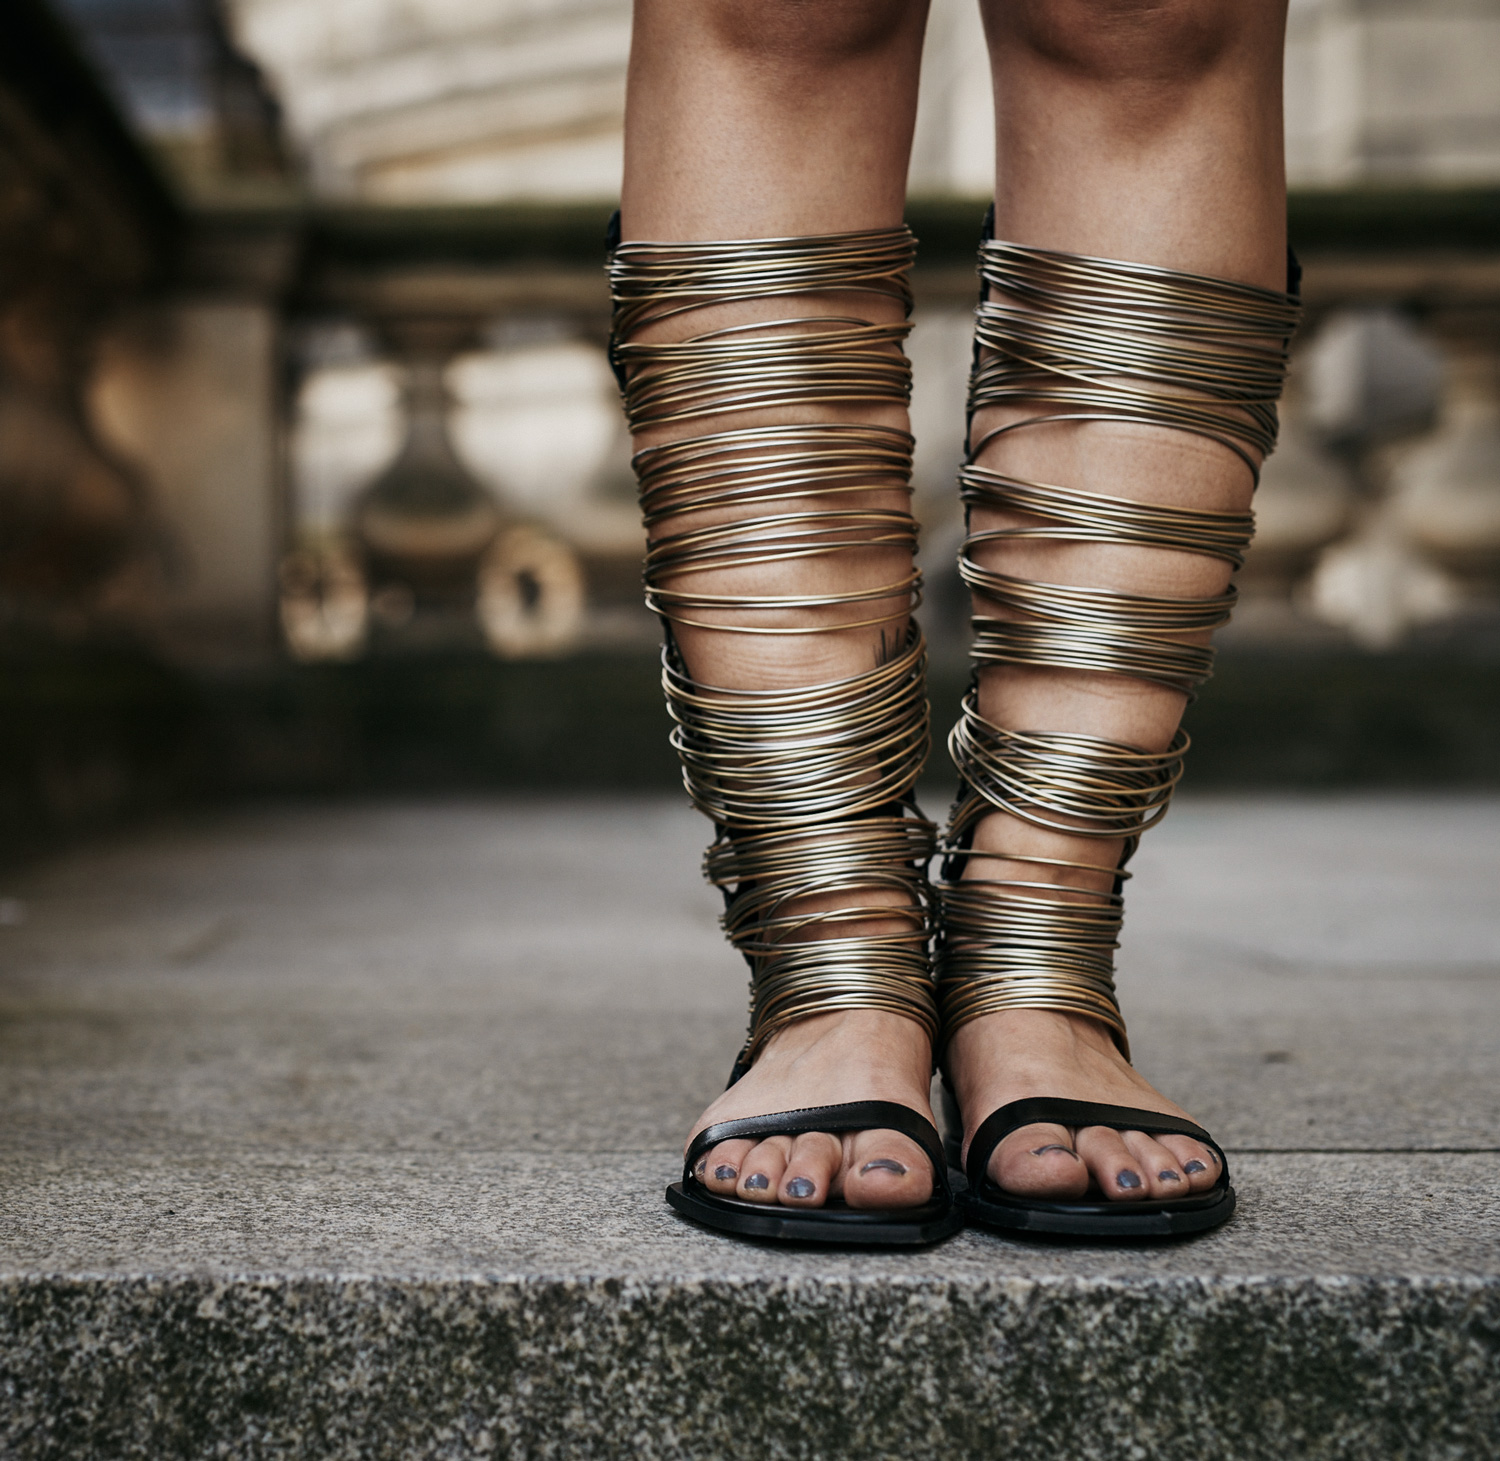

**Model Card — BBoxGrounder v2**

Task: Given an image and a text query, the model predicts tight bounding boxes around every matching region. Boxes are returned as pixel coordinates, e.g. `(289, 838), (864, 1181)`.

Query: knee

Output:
(706, 0), (918, 68)
(997, 0), (1256, 84)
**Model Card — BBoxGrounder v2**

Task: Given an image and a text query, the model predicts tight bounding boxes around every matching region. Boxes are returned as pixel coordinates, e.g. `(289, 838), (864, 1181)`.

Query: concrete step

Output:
(1, 796), (1497, 1459)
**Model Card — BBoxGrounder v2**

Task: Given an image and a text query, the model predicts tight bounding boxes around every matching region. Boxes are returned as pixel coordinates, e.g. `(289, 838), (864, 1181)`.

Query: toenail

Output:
(860, 1158), (908, 1176)
(713, 1165), (737, 1182)
(1116, 1169), (1142, 1190)
(1030, 1144), (1078, 1160)
(695, 1159), (707, 1177)
(1184, 1160), (1207, 1175)
(1159, 1170), (1181, 1183)
(743, 1173), (769, 1191)
(785, 1177), (815, 1199)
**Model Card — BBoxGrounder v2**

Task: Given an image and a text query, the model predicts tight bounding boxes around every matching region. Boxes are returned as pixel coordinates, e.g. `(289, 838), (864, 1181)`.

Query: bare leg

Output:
(622, 0), (940, 1210)
(946, 0), (1291, 1201)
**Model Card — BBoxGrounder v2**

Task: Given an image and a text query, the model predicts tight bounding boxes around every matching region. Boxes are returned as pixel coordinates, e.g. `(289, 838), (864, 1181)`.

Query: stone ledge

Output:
(3, 1271), (1496, 1461)
(2, 1153), (1498, 1279)
(3, 1153), (1498, 1460)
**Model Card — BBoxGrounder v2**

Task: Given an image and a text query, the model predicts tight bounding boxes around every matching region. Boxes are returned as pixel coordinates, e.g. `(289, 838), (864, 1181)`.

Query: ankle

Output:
(946, 1007), (1122, 1098)
(748, 1008), (934, 1086)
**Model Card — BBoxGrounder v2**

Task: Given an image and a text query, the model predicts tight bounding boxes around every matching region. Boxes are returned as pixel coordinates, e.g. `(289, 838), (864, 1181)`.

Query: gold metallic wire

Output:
(610, 228), (938, 1061)
(968, 241), (1300, 473)
(960, 468), (1256, 567)
(945, 690), (1188, 852)
(939, 240), (1301, 1052)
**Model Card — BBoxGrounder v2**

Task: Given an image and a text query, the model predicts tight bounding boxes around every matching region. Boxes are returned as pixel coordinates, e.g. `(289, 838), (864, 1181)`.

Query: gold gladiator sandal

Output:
(608, 222), (960, 1245)
(940, 235), (1302, 1239)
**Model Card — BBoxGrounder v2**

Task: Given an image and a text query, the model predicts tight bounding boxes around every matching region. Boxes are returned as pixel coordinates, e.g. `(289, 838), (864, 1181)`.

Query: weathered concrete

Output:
(0, 795), (1497, 1459)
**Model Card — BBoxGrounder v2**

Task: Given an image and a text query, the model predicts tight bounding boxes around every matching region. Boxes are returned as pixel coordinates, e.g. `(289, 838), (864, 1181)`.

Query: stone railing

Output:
(9, 183), (1486, 668)
(237, 193), (1500, 663)
(275, 205), (616, 660)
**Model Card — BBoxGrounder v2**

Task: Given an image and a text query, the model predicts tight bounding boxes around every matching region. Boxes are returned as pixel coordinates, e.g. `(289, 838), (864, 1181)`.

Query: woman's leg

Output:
(945, 0), (1293, 1200)
(620, 0), (940, 1211)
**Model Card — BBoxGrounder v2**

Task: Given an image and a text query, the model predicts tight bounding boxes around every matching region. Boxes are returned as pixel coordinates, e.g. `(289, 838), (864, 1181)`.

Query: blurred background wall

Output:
(4, 0), (1500, 854)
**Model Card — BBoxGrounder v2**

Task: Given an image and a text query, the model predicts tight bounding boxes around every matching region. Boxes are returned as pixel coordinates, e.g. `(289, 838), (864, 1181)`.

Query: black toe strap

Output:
(966, 1097), (1229, 1194)
(685, 1100), (951, 1201)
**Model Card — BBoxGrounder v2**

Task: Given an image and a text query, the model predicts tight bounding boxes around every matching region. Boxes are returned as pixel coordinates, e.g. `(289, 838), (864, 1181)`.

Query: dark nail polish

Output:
(1116, 1169), (1142, 1190)
(860, 1158), (908, 1176)
(694, 1159), (707, 1177)
(743, 1173), (769, 1192)
(1184, 1160), (1207, 1175)
(785, 1177), (815, 1199)
(713, 1165), (737, 1182)
(1158, 1169), (1182, 1183)
(1030, 1143), (1078, 1160)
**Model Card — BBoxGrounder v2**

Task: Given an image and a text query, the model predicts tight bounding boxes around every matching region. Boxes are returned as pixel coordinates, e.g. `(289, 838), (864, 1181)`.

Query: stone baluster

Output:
(1301, 308), (1461, 648)
(280, 313), (585, 660)
(1388, 318), (1500, 600)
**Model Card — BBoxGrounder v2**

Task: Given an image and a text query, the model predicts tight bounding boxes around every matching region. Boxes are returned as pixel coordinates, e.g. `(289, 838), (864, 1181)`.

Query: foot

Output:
(946, 1008), (1222, 1202)
(688, 1008), (938, 1211)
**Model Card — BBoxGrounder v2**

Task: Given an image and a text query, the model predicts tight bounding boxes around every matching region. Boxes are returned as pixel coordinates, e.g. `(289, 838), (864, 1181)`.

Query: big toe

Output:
(988, 1122), (1090, 1200)
(842, 1128), (935, 1209)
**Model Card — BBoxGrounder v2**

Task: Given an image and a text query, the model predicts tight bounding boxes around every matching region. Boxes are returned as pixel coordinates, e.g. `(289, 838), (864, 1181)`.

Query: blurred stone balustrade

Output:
(1390, 324), (1500, 588)
(233, 193), (1500, 666)
(279, 206), (621, 658)
(9, 0), (1500, 677)
(283, 309), (589, 661)
(1287, 204), (1500, 646)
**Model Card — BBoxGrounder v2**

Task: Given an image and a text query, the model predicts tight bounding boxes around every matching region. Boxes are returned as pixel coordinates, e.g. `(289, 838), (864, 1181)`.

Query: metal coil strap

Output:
(940, 241), (1301, 1053)
(610, 228), (937, 1063)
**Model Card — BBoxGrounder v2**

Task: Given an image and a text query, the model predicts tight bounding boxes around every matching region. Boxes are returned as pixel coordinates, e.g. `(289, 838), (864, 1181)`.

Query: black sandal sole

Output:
(671, 1099), (962, 1248)
(666, 1183), (962, 1245)
(965, 1183), (1234, 1239)
(960, 1096), (1236, 1242)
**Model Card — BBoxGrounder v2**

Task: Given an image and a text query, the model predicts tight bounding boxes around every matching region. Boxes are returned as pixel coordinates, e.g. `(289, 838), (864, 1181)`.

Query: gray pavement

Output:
(1, 794), (1497, 1459)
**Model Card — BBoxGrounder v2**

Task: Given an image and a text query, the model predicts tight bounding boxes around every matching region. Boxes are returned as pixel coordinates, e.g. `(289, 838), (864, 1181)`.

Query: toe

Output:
(843, 1128), (934, 1209)
(697, 1139), (754, 1195)
(779, 1131), (841, 1207)
(1121, 1131), (1191, 1199)
(1160, 1134), (1222, 1193)
(987, 1122), (1090, 1200)
(1075, 1126), (1149, 1201)
(737, 1136), (791, 1204)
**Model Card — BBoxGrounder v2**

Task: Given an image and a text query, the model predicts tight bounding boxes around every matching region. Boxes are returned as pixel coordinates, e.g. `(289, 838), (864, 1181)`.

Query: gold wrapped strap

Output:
(946, 692), (1187, 854)
(610, 226), (938, 1064)
(940, 239), (1300, 1053)
(616, 320), (914, 431)
(969, 240), (1301, 473)
(637, 423), (920, 634)
(609, 228), (917, 340)
(939, 871), (1128, 1053)
(959, 469), (1255, 567)
(667, 631), (937, 1057)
